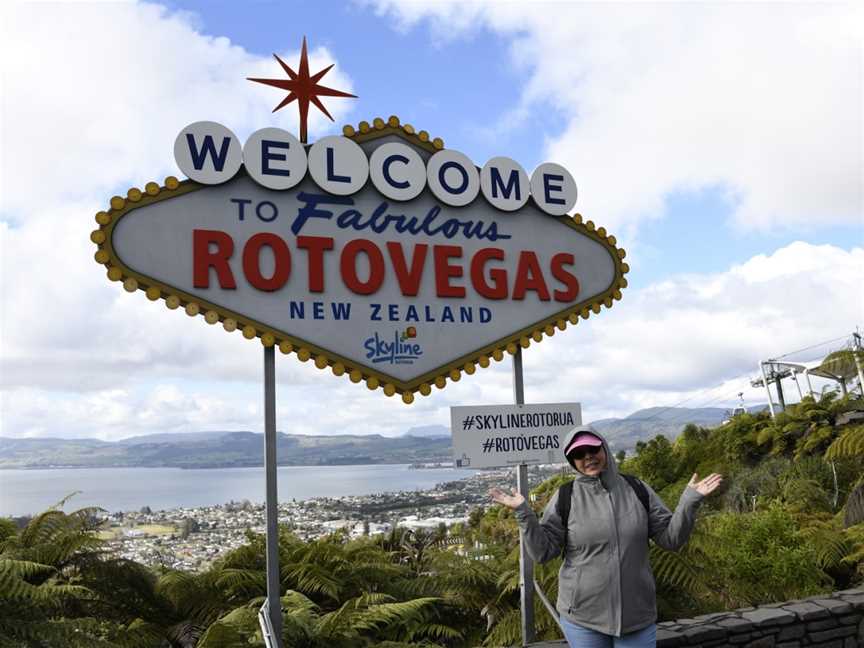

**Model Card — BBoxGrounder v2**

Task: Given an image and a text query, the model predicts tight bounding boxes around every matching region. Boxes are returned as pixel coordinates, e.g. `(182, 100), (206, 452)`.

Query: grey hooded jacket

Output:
(513, 427), (704, 637)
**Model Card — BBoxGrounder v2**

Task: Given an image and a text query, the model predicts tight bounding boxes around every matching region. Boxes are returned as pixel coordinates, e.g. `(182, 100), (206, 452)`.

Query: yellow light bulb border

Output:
(91, 117), (628, 404)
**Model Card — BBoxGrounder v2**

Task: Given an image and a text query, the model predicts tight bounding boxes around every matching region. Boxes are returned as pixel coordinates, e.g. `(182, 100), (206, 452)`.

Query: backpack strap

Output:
(555, 480), (573, 558)
(621, 473), (650, 517)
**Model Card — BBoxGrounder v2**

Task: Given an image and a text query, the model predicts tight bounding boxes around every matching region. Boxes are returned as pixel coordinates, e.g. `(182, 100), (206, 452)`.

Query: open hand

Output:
(688, 473), (723, 496)
(489, 487), (525, 510)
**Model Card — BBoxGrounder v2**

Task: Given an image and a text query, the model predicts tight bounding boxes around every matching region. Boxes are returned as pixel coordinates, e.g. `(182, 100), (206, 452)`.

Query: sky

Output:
(1, 0), (862, 441)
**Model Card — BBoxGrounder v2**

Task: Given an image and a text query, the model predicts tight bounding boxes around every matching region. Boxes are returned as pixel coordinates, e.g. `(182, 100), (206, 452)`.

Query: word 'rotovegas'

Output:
(174, 121), (578, 216)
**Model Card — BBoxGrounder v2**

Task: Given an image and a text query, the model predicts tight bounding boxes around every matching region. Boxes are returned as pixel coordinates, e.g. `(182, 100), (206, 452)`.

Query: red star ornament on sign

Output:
(247, 37), (357, 143)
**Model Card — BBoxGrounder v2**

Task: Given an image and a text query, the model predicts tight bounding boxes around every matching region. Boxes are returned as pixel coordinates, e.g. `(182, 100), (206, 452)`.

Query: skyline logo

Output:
(364, 329), (423, 365)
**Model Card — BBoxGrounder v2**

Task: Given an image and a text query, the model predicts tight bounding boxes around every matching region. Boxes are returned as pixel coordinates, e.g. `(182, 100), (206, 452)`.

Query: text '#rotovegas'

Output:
(193, 193), (581, 302)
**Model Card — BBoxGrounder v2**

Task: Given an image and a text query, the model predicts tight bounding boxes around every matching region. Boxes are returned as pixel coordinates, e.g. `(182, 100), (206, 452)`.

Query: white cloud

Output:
(370, 1), (863, 232)
(518, 241), (864, 420)
(0, 1), (355, 216)
(2, 237), (860, 439)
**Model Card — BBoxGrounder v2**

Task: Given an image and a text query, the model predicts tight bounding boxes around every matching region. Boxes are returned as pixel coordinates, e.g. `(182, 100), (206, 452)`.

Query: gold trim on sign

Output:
(92, 117), (628, 404)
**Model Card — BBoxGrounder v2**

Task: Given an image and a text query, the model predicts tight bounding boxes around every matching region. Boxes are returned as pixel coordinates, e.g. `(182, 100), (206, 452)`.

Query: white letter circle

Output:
(427, 150), (480, 207)
(369, 143), (426, 201)
(174, 121), (243, 185)
(308, 136), (369, 195)
(480, 157), (530, 211)
(530, 163), (577, 215)
(243, 128), (307, 190)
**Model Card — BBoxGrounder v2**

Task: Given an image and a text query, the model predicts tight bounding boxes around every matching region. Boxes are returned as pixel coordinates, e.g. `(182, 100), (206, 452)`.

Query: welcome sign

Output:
(91, 116), (628, 403)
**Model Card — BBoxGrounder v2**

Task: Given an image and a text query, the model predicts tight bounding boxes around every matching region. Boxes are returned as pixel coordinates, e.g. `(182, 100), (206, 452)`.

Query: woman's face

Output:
(573, 446), (607, 477)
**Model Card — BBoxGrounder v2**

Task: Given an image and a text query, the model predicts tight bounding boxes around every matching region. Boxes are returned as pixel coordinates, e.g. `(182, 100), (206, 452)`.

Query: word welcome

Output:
(175, 122), (578, 216)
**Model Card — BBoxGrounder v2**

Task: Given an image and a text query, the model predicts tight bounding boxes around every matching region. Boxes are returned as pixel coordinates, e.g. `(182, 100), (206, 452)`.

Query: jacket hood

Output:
(562, 425), (621, 489)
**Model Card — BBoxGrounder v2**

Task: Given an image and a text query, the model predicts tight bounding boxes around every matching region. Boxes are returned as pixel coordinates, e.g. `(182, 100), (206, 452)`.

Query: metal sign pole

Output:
(513, 347), (535, 645)
(262, 346), (284, 647)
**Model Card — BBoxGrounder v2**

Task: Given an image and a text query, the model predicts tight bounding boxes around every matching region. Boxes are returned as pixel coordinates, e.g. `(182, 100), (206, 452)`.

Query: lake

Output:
(0, 464), (476, 516)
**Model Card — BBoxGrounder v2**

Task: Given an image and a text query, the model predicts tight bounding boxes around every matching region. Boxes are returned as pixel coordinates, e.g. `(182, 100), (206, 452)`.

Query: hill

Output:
(0, 406), (757, 469)
(0, 431), (451, 469)
(591, 406), (732, 452)
(402, 425), (450, 438)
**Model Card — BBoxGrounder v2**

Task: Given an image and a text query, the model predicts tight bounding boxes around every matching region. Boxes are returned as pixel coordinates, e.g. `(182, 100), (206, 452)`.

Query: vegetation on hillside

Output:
(2, 393), (862, 647)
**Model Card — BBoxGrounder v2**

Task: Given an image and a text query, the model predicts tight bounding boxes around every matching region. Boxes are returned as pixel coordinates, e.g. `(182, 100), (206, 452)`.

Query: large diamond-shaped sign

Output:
(91, 119), (628, 403)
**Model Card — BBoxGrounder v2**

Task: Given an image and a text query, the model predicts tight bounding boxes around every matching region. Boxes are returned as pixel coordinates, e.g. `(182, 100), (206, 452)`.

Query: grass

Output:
(95, 523), (176, 540)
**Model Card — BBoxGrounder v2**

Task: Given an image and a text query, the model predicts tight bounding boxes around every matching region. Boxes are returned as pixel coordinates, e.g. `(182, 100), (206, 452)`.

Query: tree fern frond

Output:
(411, 621), (463, 641)
(281, 588), (320, 612)
(282, 560), (343, 601)
(214, 567), (265, 596)
(649, 545), (704, 592)
(110, 619), (167, 648)
(49, 491), (83, 510)
(0, 558), (90, 601)
(826, 425), (864, 459)
(19, 509), (71, 547)
(354, 591), (397, 608)
(755, 425), (774, 447)
(798, 525), (853, 568)
(351, 596), (440, 632)
(156, 569), (199, 603)
(0, 557), (55, 579)
(196, 618), (253, 648)
(314, 597), (361, 640)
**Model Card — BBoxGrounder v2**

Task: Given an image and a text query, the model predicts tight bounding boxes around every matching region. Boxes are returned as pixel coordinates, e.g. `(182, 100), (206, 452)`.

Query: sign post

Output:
(513, 347), (535, 646)
(262, 345), (283, 647)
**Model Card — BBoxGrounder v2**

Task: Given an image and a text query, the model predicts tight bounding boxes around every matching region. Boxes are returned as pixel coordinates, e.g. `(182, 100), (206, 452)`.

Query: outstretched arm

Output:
(648, 473), (723, 551)
(489, 487), (566, 563)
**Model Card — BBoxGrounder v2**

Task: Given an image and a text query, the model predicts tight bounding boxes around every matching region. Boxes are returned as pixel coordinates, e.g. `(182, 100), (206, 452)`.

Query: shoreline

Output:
(0, 460), (454, 471)
(0, 464), (485, 518)
(1, 463), (566, 519)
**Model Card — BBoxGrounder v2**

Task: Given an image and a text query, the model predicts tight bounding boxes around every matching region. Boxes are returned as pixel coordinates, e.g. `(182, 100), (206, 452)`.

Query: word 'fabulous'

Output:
(175, 122), (578, 216)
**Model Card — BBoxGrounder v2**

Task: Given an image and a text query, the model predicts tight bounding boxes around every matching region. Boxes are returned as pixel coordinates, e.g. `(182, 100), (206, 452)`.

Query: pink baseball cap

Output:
(565, 431), (603, 457)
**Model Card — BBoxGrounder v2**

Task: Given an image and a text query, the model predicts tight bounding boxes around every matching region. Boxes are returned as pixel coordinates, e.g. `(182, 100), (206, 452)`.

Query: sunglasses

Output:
(567, 446), (603, 461)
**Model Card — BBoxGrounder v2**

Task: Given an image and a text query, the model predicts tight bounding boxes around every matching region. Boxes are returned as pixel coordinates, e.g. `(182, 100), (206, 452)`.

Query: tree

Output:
(630, 435), (678, 491)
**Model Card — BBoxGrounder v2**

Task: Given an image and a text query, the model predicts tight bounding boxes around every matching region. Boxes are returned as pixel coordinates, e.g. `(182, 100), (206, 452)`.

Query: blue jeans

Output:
(560, 618), (656, 648)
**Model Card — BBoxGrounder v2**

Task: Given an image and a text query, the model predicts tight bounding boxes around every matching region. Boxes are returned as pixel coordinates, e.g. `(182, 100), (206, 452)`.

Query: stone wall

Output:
(656, 588), (864, 648)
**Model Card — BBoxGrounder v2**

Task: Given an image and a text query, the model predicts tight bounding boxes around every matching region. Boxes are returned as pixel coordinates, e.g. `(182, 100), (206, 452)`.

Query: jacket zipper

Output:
(609, 490), (622, 636)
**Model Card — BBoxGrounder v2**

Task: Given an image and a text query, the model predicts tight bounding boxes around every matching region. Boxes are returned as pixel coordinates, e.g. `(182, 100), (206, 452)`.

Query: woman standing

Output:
(489, 426), (722, 648)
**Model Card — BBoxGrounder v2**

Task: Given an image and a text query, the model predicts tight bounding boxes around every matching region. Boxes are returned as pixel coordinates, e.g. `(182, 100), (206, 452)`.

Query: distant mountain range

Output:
(0, 406), (760, 469)
(591, 406), (730, 452)
(402, 425), (450, 439)
(0, 432), (451, 470)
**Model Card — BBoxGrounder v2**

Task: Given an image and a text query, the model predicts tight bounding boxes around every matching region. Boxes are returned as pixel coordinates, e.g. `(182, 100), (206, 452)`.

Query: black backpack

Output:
(554, 474), (650, 556)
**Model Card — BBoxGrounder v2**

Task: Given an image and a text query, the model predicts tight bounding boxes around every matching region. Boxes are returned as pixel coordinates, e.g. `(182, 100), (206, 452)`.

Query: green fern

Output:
(826, 425), (864, 459)
(798, 524), (854, 569)
(650, 545), (704, 591)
